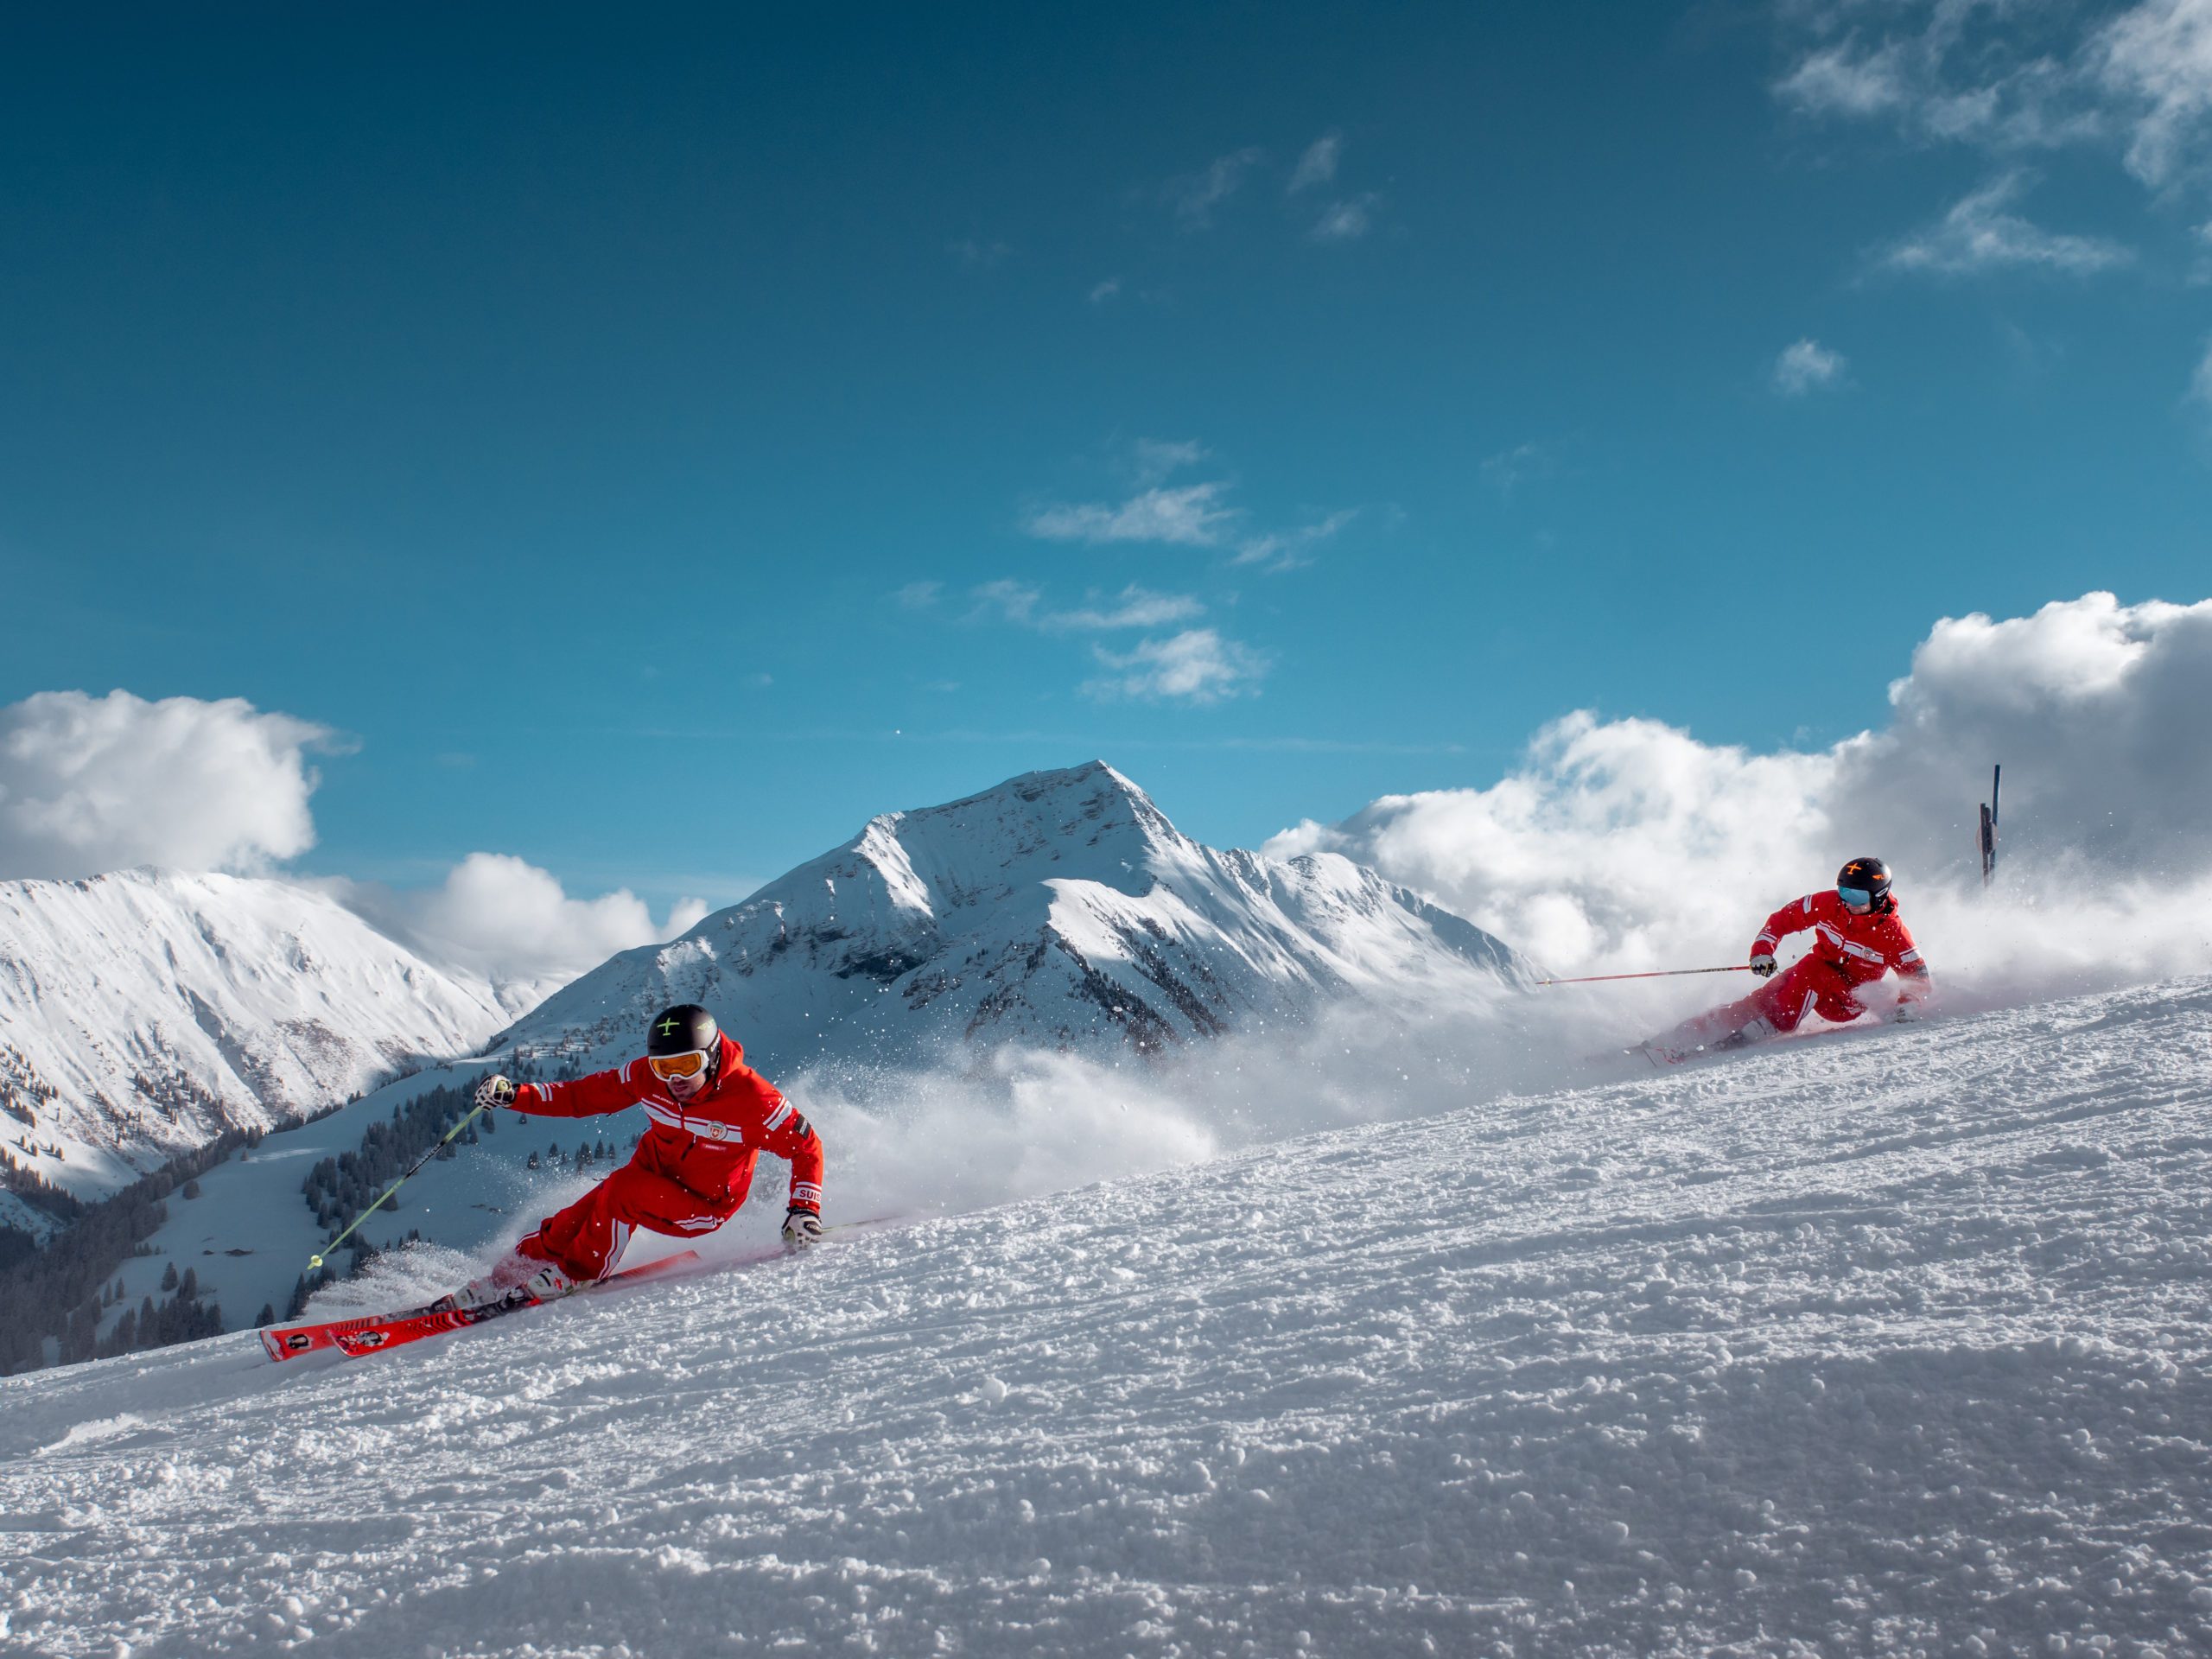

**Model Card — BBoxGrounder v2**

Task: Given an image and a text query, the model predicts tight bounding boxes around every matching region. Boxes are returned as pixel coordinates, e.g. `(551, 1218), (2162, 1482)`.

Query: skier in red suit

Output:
(1647, 857), (1930, 1062)
(450, 1003), (824, 1309)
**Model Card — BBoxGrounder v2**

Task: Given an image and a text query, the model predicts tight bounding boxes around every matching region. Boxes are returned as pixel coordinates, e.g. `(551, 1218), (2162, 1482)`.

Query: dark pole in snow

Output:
(1980, 764), (2001, 888)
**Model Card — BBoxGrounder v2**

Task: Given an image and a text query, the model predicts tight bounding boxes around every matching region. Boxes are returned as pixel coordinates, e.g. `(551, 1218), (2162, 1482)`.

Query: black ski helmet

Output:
(1836, 856), (1893, 911)
(646, 1003), (721, 1083)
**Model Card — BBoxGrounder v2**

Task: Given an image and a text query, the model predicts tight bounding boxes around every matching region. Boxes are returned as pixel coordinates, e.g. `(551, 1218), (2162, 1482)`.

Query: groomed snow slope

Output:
(5, 977), (2212, 1657)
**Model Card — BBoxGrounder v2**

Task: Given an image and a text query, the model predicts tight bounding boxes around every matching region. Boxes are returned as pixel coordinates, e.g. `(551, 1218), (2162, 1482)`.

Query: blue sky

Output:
(3, 2), (2208, 916)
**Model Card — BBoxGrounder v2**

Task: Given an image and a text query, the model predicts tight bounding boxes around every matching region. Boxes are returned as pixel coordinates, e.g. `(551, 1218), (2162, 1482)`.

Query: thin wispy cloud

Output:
(1165, 147), (1265, 229)
(1882, 172), (2133, 276)
(1027, 437), (1355, 570)
(1478, 440), (1560, 499)
(1088, 276), (1122, 304)
(893, 580), (944, 610)
(1309, 194), (1379, 242)
(1234, 508), (1358, 571)
(1041, 586), (1207, 632)
(1772, 337), (1847, 394)
(1775, 40), (1910, 120)
(1130, 437), (1209, 486)
(1289, 131), (1342, 193)
(1773, 1), (2212, 188)
(969, 579), (1042, 626)
(2097, 0), (2212, 186)
(1084, 628), (1268, 703)
(969, 580), (1204, 633)
(949, 237), (1014, 270)
(965, 580), (1243, 704)
(2189, 334), (2212, 410)
(1026, 481), (1237, 547)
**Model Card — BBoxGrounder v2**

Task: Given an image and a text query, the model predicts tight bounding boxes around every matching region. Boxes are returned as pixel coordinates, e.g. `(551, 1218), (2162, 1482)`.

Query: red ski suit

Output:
(505, 1032), (823, 1281)
(1676, 890), (1930, 1049)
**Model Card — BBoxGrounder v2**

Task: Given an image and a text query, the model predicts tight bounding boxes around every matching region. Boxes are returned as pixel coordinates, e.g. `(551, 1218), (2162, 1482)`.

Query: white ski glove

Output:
(474, 1074), (517, 1111)
(1749, 954), (1778, 978)
(1891, 1001), (1923, 1024)
(782, 1207), (823, 1248)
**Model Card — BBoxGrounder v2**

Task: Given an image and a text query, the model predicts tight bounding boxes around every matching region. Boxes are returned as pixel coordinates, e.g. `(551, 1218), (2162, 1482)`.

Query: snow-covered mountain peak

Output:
(0, 868), (508, 1199)
(841, 760), (1182, 906)
(499, 762), (1534, 1074)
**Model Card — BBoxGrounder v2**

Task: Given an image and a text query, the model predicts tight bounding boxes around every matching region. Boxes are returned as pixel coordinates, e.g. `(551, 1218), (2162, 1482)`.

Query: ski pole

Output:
(1534, 965), (1752, 986)
(308, 1102), (486, 1269)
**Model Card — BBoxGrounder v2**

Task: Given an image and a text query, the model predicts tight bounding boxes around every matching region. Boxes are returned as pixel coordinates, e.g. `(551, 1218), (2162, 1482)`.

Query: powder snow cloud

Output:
(1268, 593), (2212, 986)
(0, 690), (335, 879)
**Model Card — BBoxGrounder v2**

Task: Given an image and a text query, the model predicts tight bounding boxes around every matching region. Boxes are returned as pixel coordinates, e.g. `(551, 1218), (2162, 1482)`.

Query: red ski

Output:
(260, 1214), (913, 1364)
(260, 1249), (702, 1363)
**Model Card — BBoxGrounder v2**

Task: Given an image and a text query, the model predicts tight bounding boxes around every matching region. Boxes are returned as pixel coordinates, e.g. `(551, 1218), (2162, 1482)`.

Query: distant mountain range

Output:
(0, 870), (505, 1200)
(499, 762), (1535, 1076)
(0, 764), (1535, 1215)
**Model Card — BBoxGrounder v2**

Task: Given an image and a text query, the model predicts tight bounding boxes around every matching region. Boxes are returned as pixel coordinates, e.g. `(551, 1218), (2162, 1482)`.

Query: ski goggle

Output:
(648, 1050), (709, 1081)
(1836, 884), (1874, 912)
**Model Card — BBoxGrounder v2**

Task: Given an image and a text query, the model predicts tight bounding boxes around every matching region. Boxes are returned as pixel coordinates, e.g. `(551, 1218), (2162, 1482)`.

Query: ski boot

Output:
(433, 1250), (575, 1313)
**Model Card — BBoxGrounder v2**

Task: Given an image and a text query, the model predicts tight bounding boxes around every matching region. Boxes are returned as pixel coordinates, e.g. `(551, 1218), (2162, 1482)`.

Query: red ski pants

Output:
(1677, 957), (1867, 1048)
(518, 1157), (753, 1281)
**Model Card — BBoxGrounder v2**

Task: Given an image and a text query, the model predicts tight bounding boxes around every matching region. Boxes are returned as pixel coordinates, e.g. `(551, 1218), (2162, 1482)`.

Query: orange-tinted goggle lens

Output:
(649, 1051), (709, 1081)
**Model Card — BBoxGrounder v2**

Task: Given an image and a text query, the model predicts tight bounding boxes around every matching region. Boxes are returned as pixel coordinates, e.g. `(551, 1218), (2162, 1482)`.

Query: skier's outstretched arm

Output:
(476, 1063), (642, 1120)
(1749, 894), (1822, 976)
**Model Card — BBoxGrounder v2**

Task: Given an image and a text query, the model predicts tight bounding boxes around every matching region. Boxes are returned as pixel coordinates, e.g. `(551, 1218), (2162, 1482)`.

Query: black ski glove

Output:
(782, 1207), (823, 1248)
(1749, 954), (1778, 978)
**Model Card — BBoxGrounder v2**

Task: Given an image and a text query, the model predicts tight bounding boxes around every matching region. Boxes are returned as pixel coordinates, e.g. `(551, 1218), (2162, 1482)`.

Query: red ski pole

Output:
(1534, 964), (1752, 986)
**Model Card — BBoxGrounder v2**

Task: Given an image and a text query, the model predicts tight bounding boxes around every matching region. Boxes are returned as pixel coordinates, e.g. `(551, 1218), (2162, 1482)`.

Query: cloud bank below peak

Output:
(1269, 592), (2212, 988)
(0, 687), (709, 1001)
(334, 855), (709, 1009)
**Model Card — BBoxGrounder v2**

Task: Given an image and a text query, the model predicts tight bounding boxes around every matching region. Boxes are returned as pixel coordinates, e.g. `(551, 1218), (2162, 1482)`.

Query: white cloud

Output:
(1310, 194), (1379, 241)
(2190, 335), (2212, 404)
(1773, 2), (2212, 184)
(1130, 437), (1208, 486)
(969, 579), (1043, 625)
(0, 690), (336, 879)
(949, 237), (1013, 269)
(1777, 40), (1910, 118)
(1289, 132), (1343, 193)
(1773, 336), (1848, 393)
(1233, 508), (1358, 571)
(1268, 592), (2212, 990)
(1771, 3), (2093, 146)
(1024, 481), (1238, 547)
(1479, 440), (1559, 499)
(1883, 172), (2133, 276)
(893, 579), (944, 610)
(2094, 0), (2212, 186)
(1165, 148), (1264, 228)
(355, 854), (709, 999)
(0, 688), (717, 1001)
(1088, 277), (1122, 303)
(1040, 586), (1207, 631)
(970, 581), (1204, 632)
(1084, 628), (1268, 702)
(1027, 438), (1355, 573)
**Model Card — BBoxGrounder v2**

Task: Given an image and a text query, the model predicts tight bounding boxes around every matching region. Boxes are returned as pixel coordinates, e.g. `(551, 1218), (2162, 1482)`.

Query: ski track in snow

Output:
(4, 979), (2212, 1656)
